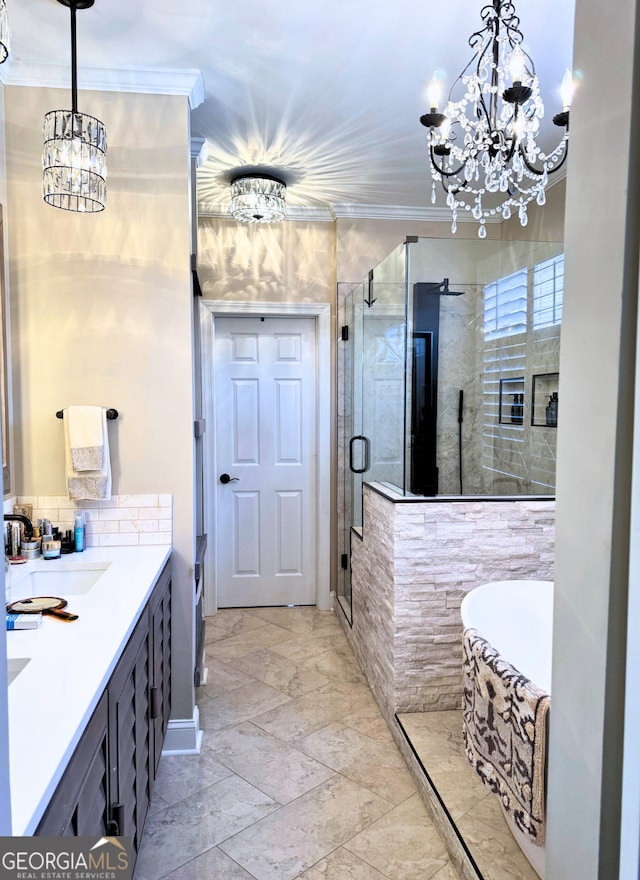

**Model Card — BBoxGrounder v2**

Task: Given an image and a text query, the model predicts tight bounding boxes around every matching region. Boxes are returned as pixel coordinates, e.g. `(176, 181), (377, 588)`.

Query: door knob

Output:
(219, 473), (240, 484)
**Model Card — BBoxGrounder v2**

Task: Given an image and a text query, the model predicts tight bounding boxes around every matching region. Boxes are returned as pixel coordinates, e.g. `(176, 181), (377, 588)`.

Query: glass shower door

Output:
(338, 250), (408, 623)
(338, 284), (364, 620)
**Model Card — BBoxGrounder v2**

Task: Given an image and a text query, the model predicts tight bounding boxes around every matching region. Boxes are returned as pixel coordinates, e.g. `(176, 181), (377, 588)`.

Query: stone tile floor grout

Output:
(133, 606), (460, 880)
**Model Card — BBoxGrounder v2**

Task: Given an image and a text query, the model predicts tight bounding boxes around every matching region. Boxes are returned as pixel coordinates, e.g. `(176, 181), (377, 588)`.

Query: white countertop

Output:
(5, 544), (172, 835)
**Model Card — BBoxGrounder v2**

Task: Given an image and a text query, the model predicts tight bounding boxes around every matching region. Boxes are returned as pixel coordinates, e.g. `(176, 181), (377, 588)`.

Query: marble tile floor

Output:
(397, 711), (540, 880)
(134, 606), (462, 880)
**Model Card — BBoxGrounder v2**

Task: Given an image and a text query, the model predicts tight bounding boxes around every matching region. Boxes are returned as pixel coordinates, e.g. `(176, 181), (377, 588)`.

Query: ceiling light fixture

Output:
(230, 174), (286, 223)
(0, 0), (10, 64)
(42, 0), (107, 213)
(420, 0), (574, 237)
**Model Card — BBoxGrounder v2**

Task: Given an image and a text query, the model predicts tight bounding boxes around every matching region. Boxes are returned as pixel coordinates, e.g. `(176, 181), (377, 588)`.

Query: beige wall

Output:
(546, 0), (640, 875)
(198, 216), (336, 303)
(3, 86), (196, 723)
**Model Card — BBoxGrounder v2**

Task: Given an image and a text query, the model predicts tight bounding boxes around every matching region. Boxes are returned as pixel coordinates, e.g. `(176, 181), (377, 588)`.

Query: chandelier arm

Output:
(516, 140), (570, 177)
(429, 145), (468, 180)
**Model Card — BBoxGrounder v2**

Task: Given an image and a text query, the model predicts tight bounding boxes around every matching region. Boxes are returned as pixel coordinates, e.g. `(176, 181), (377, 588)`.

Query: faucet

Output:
(4, 514), (34, 540)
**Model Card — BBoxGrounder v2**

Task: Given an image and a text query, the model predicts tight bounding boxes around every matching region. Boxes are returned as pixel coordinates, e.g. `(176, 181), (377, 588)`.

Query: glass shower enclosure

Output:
(338, 235), (563, 620)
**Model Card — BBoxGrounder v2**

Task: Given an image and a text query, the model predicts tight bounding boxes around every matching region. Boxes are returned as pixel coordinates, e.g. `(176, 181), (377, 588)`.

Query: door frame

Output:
(201, 300), (332, 614)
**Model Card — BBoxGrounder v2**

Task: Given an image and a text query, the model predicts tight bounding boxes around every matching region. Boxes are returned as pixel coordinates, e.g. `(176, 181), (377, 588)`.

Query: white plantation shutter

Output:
(533, 254), (564, 328)
(484, 268), (528, 340)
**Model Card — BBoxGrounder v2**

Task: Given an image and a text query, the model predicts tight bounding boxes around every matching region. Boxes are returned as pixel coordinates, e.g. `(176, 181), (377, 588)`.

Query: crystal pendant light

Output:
(43, 0), (107, 213)
(230, 174), (286, 223)
(420, 0), (574, 237)
(0, 0), (11, 64)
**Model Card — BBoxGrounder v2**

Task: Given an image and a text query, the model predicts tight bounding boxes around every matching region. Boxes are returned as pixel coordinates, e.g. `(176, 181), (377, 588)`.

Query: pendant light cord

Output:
(70, 2), (78, 114)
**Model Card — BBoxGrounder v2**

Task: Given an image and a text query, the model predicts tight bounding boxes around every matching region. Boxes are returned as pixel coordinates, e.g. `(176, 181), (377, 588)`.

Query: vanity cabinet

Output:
(35, 559), (171, 851)
(107, 607), (152, 851)
(33, 691), (110, 837)
(149, 574), (171, 783)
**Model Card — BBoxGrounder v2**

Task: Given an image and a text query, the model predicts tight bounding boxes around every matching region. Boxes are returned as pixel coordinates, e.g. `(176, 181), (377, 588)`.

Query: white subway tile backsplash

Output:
(97, 533), (140, 547)
(18, 494), (172, 548)
(120, 520), (159, 534)
(118, 494), (159, 508)
(139, 507), (172, 520)
(139, 532), (172, 545)
(99, 508), (139, 521)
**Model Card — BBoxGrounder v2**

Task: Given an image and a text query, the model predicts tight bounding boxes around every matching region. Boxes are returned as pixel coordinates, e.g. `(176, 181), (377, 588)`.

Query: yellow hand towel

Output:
(66, 405), (105, 472)
(64, 407), (112, 501)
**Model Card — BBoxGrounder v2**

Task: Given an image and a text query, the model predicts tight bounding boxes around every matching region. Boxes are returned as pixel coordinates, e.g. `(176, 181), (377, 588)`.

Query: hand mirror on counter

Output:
(7, 596), (79, 621)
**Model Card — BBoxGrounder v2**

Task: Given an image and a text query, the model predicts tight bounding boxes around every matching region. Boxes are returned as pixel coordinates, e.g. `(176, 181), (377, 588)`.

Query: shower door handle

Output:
(349, 435), (370, 474)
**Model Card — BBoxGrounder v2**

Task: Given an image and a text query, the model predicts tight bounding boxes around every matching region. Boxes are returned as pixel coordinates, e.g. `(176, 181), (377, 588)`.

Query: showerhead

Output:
(440, 278), (465, 296)
(422, 278), (465, 296)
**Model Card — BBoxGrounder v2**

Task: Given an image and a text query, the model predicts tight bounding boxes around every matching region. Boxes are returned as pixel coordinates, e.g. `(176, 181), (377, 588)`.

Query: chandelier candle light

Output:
(42, 0), (107, 213)
(420, 0), (575, 237)
(230, 174), (287, 223)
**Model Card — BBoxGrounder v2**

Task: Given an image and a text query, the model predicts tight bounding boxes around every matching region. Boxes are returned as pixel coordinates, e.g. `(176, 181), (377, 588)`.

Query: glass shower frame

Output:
(337, 235), (563, 620)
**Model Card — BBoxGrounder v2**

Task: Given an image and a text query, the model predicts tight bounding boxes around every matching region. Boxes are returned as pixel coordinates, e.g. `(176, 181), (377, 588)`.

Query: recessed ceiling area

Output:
(3, 0), (575, 219)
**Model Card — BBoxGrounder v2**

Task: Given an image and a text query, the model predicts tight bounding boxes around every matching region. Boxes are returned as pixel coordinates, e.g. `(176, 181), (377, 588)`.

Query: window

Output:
(533, 253), (564, 328)
(484, 268), (528, 340)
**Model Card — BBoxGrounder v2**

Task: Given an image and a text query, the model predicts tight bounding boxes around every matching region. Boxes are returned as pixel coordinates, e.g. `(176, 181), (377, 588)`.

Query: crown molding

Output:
(190, 137), (208, 167)
(330, 203), (499, 223)
(198, 203), (335, 222)
(332, 203), (442, 221)
(1, 60), (205, 108)
(197, 202), (479, 223)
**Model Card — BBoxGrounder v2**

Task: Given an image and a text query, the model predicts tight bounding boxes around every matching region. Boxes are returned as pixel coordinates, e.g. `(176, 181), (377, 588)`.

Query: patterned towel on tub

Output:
(462, 627), (550, 846)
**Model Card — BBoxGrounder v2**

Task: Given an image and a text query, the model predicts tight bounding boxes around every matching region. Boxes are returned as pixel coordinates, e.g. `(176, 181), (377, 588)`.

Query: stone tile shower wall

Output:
(16, 494), (172, 547)
(341, 484), (554, 714)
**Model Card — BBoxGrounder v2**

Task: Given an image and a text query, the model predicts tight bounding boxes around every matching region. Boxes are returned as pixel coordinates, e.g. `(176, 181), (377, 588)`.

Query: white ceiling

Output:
(4, 0), (575, 219)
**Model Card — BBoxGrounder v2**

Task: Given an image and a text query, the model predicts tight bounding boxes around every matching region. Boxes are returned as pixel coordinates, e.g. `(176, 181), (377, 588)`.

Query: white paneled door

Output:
(214, 316), (317, 607)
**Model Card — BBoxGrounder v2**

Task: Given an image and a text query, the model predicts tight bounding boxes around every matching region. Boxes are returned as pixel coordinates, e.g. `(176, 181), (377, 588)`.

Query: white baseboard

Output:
(162, 705), (203, 755)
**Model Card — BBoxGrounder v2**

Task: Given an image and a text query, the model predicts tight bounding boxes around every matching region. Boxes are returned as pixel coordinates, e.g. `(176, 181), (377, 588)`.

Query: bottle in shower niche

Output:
(511, 393), (523, 424)
(74, 512), (85, 552)
(546, 391), (558, 427)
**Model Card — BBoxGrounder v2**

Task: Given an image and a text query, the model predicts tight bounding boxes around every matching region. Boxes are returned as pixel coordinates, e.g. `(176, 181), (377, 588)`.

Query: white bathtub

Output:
(460, 579), (554, 879)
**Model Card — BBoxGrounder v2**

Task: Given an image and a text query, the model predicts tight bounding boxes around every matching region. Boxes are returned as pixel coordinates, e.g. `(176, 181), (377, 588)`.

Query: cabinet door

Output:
(35, 691), (109, 836)
(149, 565), (171, 783)
(108, 613), (151, 854)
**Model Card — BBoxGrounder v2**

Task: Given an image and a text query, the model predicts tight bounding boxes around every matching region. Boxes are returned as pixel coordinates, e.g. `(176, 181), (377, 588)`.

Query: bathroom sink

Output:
(7, 657), (31, 686)
(21, 563), (110, 596)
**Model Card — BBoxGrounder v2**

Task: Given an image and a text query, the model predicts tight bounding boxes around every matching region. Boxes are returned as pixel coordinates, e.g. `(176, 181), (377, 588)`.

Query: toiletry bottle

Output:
(546, 391), (558, 427)
(74, 513), (85, 552)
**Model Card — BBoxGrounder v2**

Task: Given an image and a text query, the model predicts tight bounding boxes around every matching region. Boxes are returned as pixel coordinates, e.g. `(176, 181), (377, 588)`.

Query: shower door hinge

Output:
(341, 553), (349, 570)
(341, 325), (349, 341)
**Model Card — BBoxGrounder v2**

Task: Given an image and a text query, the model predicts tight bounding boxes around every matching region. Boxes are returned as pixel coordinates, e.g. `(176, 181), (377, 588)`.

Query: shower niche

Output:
(338, 236), (563, 618)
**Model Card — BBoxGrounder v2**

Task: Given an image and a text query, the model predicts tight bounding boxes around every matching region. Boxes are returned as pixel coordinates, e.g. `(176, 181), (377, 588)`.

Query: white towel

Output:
(66, 405), (105, 471)
(64, 407), (112, 501)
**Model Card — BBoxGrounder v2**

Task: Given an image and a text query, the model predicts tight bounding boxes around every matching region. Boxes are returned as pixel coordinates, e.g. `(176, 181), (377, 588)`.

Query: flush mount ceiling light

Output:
(420, 0), (575, 237)
(0, 0), (10, 64)
(229, 174), (286, 223)
(42, 0), (107, 213)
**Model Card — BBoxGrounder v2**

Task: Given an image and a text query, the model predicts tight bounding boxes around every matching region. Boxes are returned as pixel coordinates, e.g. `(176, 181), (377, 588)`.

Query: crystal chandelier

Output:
(419, 0), (574, 237)
(42, 0), (107, 213)
(0, 0), (10, 64)
(230, 174), (286, 223)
